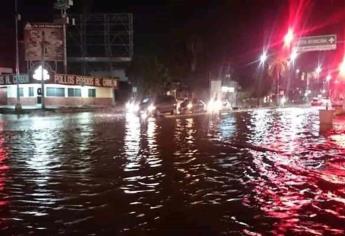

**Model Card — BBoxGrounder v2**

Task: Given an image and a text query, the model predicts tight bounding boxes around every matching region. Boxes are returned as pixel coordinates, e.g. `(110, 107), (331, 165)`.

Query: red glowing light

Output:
(339, 58), (345, 77)
(284, 29), (294, 47)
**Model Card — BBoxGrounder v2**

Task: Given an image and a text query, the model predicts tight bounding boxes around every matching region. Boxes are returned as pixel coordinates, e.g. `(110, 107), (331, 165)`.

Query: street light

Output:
(315, 65), (322, 74)
(284, 28), (294, 47)
(326, 74), (332, 82)
(339, 57), (345, 77)
(259, 51), (268, 65)
(290, 48), (298, 64)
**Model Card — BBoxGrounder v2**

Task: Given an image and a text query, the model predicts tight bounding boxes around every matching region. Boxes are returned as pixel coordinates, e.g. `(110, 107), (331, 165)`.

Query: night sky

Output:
(0, 0), (344, 82)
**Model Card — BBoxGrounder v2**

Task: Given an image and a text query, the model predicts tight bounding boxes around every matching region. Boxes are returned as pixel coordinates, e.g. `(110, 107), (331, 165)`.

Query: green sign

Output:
(296, 34), (336, 52)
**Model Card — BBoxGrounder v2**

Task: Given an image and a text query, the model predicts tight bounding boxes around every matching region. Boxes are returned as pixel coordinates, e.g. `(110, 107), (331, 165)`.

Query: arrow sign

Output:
(296, 34), (337, 52)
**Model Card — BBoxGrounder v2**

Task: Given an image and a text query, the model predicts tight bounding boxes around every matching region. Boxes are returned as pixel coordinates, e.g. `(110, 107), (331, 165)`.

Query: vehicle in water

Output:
(178, 98), (206, 114)
(152, 95), (177, 115)
(133, 95), (177, 117)
(311, 98), (322, 106)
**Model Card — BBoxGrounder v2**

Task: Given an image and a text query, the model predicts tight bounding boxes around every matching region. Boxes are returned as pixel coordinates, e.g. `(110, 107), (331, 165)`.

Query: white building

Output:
(0, 73), (117, 107)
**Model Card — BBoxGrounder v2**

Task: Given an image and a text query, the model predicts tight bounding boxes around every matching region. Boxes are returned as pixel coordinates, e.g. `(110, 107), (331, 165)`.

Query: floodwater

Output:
(0, 107), (345, 235)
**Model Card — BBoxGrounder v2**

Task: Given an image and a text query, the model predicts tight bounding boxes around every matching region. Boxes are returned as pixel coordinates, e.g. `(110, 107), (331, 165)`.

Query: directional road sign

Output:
(296, 34), (336, 52)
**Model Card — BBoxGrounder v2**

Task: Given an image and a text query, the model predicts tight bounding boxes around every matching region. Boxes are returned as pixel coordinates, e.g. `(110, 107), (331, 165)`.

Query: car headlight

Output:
(147, 104), (156, 112)
(133, 104), (139, 112)
(126, 102), (139, 113)
(187, 103), (193, 110)
(207, 99), (222, 113)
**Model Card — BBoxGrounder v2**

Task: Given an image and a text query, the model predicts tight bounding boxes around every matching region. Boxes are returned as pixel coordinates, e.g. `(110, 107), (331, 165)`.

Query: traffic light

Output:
(37, 88), (42, 95)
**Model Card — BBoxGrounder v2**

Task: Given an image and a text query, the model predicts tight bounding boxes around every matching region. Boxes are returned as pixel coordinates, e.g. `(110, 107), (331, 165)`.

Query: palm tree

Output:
(268, 57), (288, 105)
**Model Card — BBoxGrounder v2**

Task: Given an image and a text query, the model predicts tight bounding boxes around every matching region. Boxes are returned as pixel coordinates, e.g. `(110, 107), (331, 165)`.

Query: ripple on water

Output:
(0, 109), (344, 234)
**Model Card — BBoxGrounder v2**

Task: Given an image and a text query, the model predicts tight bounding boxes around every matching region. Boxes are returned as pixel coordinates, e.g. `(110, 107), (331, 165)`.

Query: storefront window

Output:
(47, 87), (65, 97)
(29, 87), (34, 97)
(88, 89), (96, 97)
(68, 88), (81, 97)
(17, 88), (24, 97)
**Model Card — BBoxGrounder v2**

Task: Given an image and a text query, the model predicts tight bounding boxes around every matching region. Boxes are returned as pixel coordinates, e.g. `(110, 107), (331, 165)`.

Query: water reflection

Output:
(219, 115), (236, 140)
(0, 108), (345, 234)
(0, 133), (9, 230)
(121, 114), (164, 233)
(26, 117), (60, 185)
(124, 113), (141, 171)
(244, 108), (345, 235)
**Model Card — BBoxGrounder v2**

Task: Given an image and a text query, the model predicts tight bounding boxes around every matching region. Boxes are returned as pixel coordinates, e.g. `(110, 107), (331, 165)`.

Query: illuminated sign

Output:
(0, 74), (117, 88)
(33, 65), (50, 81)
(296, 34), (336, 52)
(53, 74), (118, 88)
(0, 74), (30, 85)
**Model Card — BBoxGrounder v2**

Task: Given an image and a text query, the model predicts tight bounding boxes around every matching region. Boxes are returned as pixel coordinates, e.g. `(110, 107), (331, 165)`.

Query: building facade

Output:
(0, 73), (117, 107)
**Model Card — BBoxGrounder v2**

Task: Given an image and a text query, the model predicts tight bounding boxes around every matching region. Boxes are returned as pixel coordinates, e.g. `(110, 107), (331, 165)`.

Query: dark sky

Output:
(0, 0), (344, 78)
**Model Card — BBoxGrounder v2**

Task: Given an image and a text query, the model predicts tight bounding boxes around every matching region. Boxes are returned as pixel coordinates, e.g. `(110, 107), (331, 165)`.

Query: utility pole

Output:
(54, 0), (74, 74)
(63, 10), (67, 74)
(15, 0), (22, 111)
(41, 31), (45, 109)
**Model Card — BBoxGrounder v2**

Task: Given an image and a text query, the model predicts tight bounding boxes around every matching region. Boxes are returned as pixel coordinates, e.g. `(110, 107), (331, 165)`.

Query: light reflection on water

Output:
(0, 108), (344, 234)
(0, 132), (9, 230)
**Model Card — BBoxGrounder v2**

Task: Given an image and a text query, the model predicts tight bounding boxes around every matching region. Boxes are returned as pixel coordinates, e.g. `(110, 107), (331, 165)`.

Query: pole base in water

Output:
(15, 103), (22, 112)
(319, 109), (333, 132)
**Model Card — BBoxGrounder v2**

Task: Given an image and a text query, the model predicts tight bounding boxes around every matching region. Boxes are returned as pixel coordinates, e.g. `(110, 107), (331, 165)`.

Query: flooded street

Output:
(0, 107), (345, 235)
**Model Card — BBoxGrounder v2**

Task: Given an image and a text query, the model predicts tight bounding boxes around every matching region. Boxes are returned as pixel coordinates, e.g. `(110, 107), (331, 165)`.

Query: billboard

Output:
(24, 23), (64, 61)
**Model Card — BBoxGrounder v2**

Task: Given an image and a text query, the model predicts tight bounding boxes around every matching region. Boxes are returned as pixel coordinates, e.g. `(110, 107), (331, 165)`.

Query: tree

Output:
(251, 70), (273, 99)
(268, 57), (288, 104)
(127, 56), (171, 96)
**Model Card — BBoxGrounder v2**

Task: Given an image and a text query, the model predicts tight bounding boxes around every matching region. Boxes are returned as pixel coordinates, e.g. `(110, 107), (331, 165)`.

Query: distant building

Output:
(0, 13), (133, 108)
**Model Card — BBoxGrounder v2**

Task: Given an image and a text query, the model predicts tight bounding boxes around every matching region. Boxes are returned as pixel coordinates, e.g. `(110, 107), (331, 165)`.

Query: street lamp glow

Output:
(326, 74), (332, 82)
(296, 69), (300, 74)
(259, 51), (268, 65)
(290, 48), (298, 63)
(339, 58), (345, 77)
(284, 28), (294, 47)
(315, 65), (322, 74)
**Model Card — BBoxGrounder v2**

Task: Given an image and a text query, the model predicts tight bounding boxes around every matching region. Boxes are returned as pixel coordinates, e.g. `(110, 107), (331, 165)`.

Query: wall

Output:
(0, 87), (7, 105)
(6, 84), (114, 107)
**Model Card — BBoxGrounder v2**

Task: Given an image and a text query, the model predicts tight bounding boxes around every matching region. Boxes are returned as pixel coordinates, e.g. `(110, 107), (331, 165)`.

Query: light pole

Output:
(41, 31), (46, 109)
(326, 74), (331, 100)
(339, 57), (345, 77)
(14, 0), (22, 111)
(259, 50), (268, 106)
(287, 48), (298, 100)
(62, 9), (67, 74)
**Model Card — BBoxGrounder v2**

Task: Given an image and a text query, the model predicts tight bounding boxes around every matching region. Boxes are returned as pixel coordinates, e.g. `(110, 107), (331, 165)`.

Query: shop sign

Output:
(53, 74), (118, 88)
(0, 74), (30, 85)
